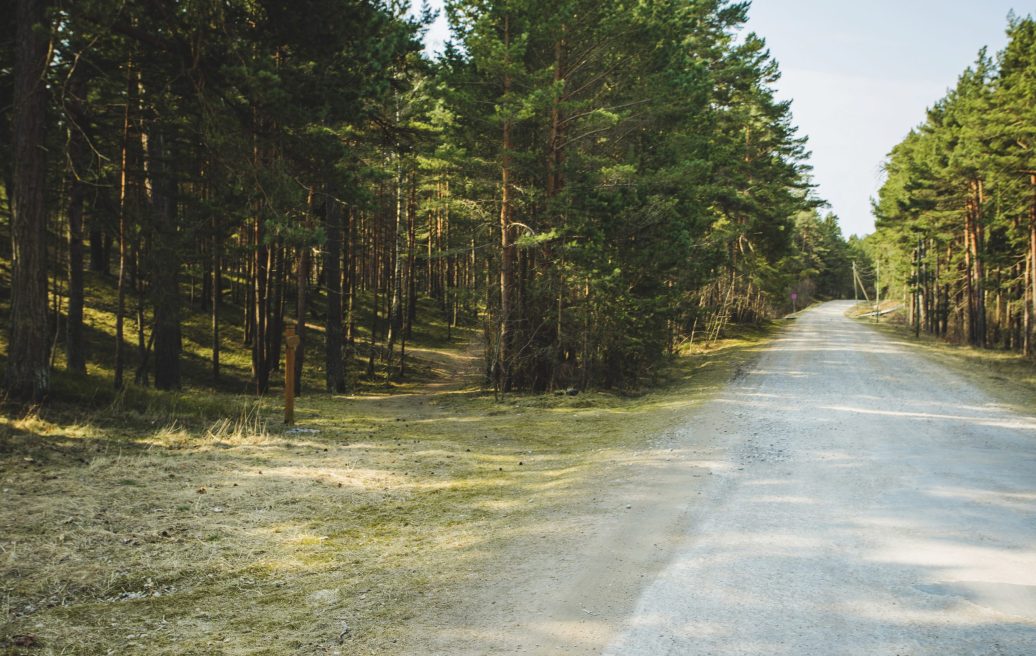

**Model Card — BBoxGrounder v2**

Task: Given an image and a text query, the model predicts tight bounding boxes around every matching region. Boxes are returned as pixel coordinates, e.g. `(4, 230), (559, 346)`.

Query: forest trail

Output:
(400, 330), (484, 395)
(441, 301), (1036, 655)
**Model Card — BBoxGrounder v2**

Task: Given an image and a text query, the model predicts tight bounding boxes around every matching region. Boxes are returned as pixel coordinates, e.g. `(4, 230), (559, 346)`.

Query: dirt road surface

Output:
(441, 301), (1036, 655)
(437, 302), (1036, 654)
(594, 300), (1036, 655)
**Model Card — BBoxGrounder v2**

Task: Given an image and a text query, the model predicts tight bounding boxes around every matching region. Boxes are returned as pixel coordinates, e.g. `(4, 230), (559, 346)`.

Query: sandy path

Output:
(430, 300), (1036, 655)
(596, 300), (1036, 654)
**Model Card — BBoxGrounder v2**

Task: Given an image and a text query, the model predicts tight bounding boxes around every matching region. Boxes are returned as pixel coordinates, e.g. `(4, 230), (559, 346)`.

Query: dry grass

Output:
(0, 327), (773, 656)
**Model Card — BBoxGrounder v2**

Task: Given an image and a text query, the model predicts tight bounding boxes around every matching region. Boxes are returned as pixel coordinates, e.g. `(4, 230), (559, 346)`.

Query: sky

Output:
(412, 1), (1028, 237)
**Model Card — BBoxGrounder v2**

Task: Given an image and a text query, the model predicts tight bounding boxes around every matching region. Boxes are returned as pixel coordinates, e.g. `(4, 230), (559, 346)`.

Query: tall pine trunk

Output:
(294, 243), (309, 397)
(345, 206), (356, 354)
(211, 215), (221, 383)
(386, 160), (405, 361)
(324, 198), (346, 392)
(252, 217), (269, 392)
(546, 30), (566, 387)
(114, 66), (132, 388)
(498, 14), (514, 393)
(65, 72), (88, 375)
(147, 130), (181, 390)
(5, 0), (51, 400)
(1028, 175), (1036, 357)
(973, 179), (987, 347)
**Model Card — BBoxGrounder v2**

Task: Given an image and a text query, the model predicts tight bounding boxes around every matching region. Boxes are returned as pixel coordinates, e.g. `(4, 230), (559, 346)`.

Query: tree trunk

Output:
(5, 0), (51, 401)
(294, 242), (309, 397)
(498, 14), (514, 393)
(147, 130), (181, 390)
(243, 225), (254, 346)
(546, 29), (566, 199)
(114, 66), (132, 389)
(211, 215), (221, 383)
(65, 72), (88, 375)
(400, 179), (418, 377)
(366, 214), (379, 378)
(386, 160), (405, 361)
(963, 205), (975, 345)
(367, 274), (378, 378)
(973, 180), (987, 347)
(1028, 175), (1036, 357)
(1023, 247), (1031, 358)
(324, 198), (346, 393)
(268, 243), (286, 380)
(346, 206), (356, 353)
(252, 217), (269, 392)
(405, 176), (418, 338)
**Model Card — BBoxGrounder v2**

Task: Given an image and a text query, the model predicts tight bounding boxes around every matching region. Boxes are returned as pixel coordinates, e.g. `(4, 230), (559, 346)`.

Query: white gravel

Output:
(603, 301), (1036, 655)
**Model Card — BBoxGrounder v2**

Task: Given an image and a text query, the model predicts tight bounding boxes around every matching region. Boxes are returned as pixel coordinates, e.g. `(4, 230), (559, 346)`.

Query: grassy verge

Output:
(0, 325), (776, 656)
(853, 303), (1036, 415)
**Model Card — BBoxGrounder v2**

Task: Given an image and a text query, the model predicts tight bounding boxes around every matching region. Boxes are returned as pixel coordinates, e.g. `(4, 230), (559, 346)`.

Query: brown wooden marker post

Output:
(284, 326), (301, 425)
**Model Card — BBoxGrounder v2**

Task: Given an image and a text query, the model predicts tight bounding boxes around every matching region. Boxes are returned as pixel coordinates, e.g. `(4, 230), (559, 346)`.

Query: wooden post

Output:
(284, 325), (300, 425)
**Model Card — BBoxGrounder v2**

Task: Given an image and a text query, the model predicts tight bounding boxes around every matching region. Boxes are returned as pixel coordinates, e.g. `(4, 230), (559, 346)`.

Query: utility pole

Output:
(852, 261), (858, 302)
(852, 260), (871, 305)
(875, 258), (880, 323)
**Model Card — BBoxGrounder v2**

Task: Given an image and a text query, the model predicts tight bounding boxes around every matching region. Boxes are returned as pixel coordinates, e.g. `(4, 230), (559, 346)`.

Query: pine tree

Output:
(5, 0), (51, 401)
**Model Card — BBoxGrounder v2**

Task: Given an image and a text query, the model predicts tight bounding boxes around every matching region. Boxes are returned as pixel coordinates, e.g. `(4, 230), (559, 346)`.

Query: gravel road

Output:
(603, 301), (1036, 655)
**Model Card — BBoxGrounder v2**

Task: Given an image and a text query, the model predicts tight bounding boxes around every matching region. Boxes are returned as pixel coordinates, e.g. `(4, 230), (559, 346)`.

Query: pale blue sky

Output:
(412, 1), (1028, 237)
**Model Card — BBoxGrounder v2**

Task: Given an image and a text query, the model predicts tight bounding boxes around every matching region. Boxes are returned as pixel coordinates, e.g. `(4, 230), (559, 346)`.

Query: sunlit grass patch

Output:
(0, 325), (774, 655)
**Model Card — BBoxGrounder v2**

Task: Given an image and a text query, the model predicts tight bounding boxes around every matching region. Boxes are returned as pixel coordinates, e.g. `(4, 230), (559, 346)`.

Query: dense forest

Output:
(0, 0), (858, 402)
(869, 15), (1036, 351)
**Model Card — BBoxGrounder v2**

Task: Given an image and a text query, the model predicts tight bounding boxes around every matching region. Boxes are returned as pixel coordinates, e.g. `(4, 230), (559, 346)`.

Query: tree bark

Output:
(345, 206), (356, 353)
(114, 68), (131, 388)
(147, 130), (182, 390)
(963, 200), (975, 345)
(268, 243), (286, 380)
(5, 0), (51, 401)
(386, 158), (405, 361)
(252, 217), (269, 392)
(294, 242), (309, 397)
(211, 215), (221, 383)
(973, 179), (987, 347)
(400, 178), (418, 377)
(65, 72), (88, 375)
(324, 198), (346, 393)
(405, 175), (418, 338)
(1028, 175), (1036, 357)
(498, 14), (514, 393)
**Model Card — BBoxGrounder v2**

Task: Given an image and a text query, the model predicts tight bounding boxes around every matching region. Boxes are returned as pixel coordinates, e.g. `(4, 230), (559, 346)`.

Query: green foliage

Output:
(869, 14), (1036, 349)
(434, 0), (836, 389)
(1, 0), (854, 399)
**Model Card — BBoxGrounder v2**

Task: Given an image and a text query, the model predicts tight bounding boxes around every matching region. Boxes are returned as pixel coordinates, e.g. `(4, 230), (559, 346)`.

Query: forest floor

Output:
(0, 313), (773, 655)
